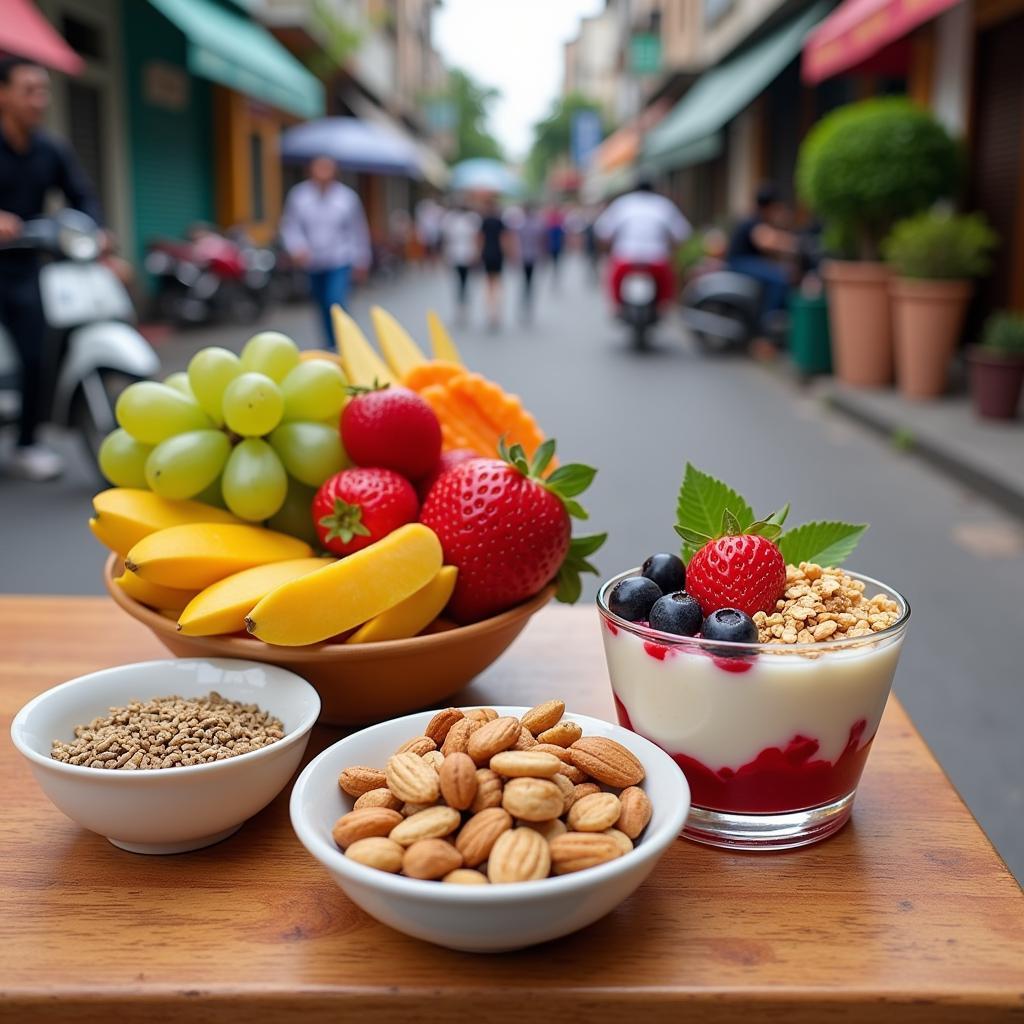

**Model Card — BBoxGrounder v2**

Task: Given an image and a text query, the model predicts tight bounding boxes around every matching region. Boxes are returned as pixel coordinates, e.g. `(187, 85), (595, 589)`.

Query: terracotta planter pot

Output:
(822, 260), (892, 387)
(967, 347), (1024, 420)
(890, 278), (973, 399)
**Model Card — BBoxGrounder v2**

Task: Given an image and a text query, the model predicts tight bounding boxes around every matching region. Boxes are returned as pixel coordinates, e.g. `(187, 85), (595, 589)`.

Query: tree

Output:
(525, 92), (605, 189)
(443, 68), (503, 163)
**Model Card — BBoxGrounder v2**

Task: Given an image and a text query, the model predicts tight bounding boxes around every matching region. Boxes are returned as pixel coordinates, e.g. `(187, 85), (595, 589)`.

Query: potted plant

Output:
(967, 312), (1024, 420)
(796, 98), (958, 388)
(883, 211), (998, 399)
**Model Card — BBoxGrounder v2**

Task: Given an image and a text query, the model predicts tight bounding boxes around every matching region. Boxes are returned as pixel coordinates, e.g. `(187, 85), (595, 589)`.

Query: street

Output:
(3, 256), (1023, 881)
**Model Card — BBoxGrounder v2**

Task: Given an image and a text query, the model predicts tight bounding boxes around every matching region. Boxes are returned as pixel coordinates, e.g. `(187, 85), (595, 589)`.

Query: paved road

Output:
(3, 258), (1023, 881)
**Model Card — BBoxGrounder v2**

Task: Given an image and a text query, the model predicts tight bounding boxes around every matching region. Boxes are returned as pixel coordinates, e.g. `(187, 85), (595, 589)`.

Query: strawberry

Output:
(419, 439), (605, 624)
(416, 447), (482, 502)
(686, 532), (786, 618)
(313, 467), (419, 556)
(341, 384), (442, 480)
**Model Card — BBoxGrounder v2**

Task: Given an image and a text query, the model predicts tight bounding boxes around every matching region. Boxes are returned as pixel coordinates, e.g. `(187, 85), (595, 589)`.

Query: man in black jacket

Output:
(0, 55), (103, 480)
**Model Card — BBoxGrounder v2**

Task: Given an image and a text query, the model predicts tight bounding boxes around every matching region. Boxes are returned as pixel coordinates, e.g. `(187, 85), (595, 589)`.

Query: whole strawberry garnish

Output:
(313, 467), (419, 556)
(416, 447), (481, 502)
(686, 532), (786, 617)
(419, 439), (605, 624)
(341, 383), (442, 480)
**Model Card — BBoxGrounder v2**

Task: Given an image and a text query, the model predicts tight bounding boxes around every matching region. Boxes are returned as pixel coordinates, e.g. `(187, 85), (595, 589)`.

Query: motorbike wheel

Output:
(70, 369), (140, 479)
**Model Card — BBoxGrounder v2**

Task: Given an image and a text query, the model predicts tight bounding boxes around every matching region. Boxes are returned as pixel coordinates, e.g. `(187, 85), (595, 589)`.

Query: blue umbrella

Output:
(449, 158), (520, 195)
(281, 117), (421, 177)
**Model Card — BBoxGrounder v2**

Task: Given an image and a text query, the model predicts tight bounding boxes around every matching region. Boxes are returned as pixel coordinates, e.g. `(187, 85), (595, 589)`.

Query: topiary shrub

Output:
(796, 98), (959, 259)
(882, 211), (998, 280)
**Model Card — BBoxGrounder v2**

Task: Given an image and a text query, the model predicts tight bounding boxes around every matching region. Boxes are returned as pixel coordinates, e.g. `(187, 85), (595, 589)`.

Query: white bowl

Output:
(11, 658), (320, 855)
(290, 706), (691, 952)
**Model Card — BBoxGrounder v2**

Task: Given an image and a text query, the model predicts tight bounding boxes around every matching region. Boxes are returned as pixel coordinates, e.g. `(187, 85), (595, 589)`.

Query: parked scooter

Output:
(0, 209), (160, 467)
(611, 263), (662, 350)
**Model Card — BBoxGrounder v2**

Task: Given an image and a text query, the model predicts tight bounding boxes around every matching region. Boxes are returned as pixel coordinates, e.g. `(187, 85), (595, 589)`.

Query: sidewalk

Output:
(821, 383), (1024, 519)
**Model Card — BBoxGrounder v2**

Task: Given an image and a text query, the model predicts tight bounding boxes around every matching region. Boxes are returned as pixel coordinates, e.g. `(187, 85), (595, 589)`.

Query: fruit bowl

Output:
(104, 554), (554, 726)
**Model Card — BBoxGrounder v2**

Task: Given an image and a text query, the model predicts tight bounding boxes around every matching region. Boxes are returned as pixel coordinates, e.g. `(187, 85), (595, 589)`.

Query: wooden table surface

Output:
(1, 597), (1022, 1024)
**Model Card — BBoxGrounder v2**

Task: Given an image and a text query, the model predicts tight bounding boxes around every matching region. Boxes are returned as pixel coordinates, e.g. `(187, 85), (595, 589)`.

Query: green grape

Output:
(98, 428), (152, 488)
(269, 420), (347, 488)
(280, 360), (348, 422)
(239, 331), (300, 382)
(194, 475), (227, 509)
(144, 429), (231, 500)
(221, 372), (284, 437)
(221, 438), (287, 521)
(267, 476), (319, 546)
(163, 371), (194, 398)
(115, 381), (211, 444)
(188, 346), (241, 425)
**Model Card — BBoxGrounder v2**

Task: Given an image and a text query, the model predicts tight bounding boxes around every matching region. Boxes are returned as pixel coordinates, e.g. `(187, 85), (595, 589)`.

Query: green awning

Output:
(643, 1), (830, 170)
(149, 0), (324, 119)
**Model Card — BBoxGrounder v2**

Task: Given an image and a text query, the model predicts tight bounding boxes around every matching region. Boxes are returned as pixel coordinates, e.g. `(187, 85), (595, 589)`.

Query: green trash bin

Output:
(788, 292), (833, 376)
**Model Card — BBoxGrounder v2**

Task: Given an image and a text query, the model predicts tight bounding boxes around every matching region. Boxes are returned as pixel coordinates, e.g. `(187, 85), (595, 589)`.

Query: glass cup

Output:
(597, 568), (910, 851)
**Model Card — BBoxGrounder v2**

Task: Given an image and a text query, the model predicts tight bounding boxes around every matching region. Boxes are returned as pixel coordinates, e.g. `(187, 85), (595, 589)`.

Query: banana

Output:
(371, 305), (428, 379)
(115, 572), (199, 613)
(177, 557), (333, 636)
(125, 523), (312, 589)
(346, 565), (457, 644)
(331, 304), (396, 388)
(90, 488), (240, 556)
(246, 523), (443, 646)
(427, 310), (463, 365)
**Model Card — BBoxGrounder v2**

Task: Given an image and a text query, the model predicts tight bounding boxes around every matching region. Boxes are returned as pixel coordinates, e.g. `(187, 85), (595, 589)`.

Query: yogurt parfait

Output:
(597, 465), (910, 850)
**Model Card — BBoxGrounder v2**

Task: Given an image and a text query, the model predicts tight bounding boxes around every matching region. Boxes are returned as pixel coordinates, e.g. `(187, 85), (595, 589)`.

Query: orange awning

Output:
(593, 126), (640, 173)
(0, 0), (83, 75)
(802, 0), (960, 84)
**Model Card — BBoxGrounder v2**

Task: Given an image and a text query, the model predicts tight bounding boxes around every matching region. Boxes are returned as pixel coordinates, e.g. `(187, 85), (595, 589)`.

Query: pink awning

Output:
(0, 0), (84, 76)
(802, 0), (960, 84)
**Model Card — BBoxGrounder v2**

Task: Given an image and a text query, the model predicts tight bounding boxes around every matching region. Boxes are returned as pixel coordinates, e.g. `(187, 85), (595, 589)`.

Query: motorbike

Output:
(0, 209), (160, 467)
(612, 263), (662, 350)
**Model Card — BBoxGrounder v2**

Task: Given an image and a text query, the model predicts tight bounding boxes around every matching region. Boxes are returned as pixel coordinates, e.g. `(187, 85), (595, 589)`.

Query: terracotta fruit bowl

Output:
(103, 554), (553, 726)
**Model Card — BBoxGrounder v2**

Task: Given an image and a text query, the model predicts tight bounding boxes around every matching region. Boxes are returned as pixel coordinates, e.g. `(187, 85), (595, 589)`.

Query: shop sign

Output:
(629, 31), (661, 75)
(143, 61), (189, 112)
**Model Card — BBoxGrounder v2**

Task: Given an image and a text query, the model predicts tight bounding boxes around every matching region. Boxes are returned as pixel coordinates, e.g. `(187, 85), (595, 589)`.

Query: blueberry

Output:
(701, 608), (758, 644)
(641, 552), (686, 594)
(649, 591), (703, 637)
(608, 576), (663, 621)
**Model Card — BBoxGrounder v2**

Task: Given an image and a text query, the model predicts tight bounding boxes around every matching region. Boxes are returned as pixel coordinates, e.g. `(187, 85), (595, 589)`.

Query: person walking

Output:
(544, 205), (566, 286)
(280, 155), (371, 347)
(440, 199), (481, 326)
(478, 196), (507, 330)
(414, 196), (444, 267)
(0, 56), (104, 481)
(507, 202), (545, 322)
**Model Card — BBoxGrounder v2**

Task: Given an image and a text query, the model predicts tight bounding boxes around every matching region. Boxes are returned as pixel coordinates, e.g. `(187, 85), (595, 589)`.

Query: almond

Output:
(401, 801), (436, 817)
(421, 749), (445, 771)
(603, 827), (634, 857)
(532, 742), (572, 763)
(470, 768), (503, 812)
(344, 836), (404, 872)
(537, 720), (583, 747)
(439, 751), (478, 810)
(440, 717), (481, 755)
(331, 808), (403, 849)
(521, 699), (565, 735)
(567, 792), (622, 832)
(557, 762), (590, 784)
(512, 727), (538, 750)
(402, 838), (463, 880)
(465, 707), (498, 722)
(572, 782), (602, 805)
(385, 752), (440, 804)
(501, 777), (564, 821)
(487, 826), (551, 883)
(338, 766), (387, 797)
(424, 707), (464, 745)
(616, 786), (653, 839)
(551, 771), (575, 813)
(467, 716), (522, 765)
(455, 806), (512, 866)
(442, 868), (489, 885)
(395, 735), (437, 756)
(353, 788), (403, 811)
(568, 736), (645, 787)
(389, 805), (461, 846)
(519, 817), (567, 841)
(549, 831), (622, 874)
(489, 750), (563, 778)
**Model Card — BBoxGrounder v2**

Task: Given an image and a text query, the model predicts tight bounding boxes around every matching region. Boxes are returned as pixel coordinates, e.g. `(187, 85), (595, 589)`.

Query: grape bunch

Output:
(98, 332), (349, 538)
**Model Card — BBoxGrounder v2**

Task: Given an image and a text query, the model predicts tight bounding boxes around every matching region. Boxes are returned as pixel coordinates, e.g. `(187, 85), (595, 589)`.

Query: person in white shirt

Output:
(280, 155), (371, 347)
(440, 200), (482, 325)
(594, 180), (691, 309)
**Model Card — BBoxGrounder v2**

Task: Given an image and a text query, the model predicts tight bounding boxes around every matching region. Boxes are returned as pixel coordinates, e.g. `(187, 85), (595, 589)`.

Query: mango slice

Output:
(115, 572), (199, 613)
(246, 524), (443, 646)
(178, 557), (333, 636)
(371, 305), (428, 379)
(427, 310), (464, 365)
(346, 565), (458, 644)
(331, 305), (395, 388)
(125, 523), (311, 590)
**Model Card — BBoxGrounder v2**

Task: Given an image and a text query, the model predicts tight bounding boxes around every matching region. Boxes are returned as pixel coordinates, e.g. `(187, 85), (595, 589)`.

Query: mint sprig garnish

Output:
(674, 462), (866, 566)
(556, 532), (607, 604)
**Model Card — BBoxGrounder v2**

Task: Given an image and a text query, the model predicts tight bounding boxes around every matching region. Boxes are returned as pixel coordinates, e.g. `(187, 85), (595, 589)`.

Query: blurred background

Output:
(1, 0), (1022, 879)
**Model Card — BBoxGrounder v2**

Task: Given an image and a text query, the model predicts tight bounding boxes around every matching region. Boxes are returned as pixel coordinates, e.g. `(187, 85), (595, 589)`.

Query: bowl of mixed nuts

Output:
(11, 658), (320, 854)
(289, 701), (690, 952)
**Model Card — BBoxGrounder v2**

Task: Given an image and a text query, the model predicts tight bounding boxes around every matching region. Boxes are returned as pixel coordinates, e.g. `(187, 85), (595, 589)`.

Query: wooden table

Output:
(1, 597), (1022, 1023)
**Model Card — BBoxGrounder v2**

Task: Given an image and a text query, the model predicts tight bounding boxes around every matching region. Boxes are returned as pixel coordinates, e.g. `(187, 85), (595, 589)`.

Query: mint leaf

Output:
(555, 532), (607, 603)
(777, 521), (868, 567)
(676, 464), (754, 561)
